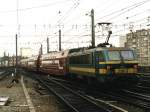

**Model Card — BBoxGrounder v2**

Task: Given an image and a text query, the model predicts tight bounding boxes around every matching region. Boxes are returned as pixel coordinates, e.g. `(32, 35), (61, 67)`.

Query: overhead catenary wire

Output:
(53, 0), (122, 43)
(64, 0), (150, 39)
(106, 0), (150, 21)
(70, 0), (149, 38)
(49, 0), (81, 40)
(109, 8), (150, 25)
(57, 0), (80, 24)
(96, 0), (150, 21)
(1, 0), (150, 56)
(112, 21), (149, 35)
(95, 0), (123, 16)
(0, 21), (145, 38)
(95, 16), (149, 37)
(0, 0), (72, 13)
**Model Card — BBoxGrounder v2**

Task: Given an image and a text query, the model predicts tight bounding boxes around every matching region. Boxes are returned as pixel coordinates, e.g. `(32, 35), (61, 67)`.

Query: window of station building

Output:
(69, 54), (92, 64)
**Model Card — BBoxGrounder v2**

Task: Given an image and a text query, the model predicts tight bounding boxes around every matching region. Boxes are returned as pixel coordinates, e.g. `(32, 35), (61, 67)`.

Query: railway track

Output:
(36, 75), (111, 112)
(0, 67), (16, 77)
(45, 76), (150, 111)
(126, 85), (150, 95)
(0, 71), (11, 81)
(22, 71), (128, 112)
(21, 70), (150, 112)
(42, 78), (112, 112)
(137, 72), (150, 87)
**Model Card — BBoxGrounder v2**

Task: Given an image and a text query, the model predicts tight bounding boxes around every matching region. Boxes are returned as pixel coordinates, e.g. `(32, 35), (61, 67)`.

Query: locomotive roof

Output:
(104, 47), (133, 51)
(68, 47), (133, 56)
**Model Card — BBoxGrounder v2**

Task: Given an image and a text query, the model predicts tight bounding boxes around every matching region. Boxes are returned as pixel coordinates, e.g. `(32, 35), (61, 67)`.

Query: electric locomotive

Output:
(68, 47), (139, 85)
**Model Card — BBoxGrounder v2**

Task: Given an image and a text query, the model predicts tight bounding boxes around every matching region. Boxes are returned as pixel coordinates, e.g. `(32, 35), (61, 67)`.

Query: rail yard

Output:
(0, 0), (150, 112)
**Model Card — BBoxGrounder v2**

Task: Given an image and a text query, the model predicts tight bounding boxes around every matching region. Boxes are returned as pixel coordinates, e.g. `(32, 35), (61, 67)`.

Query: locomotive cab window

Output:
(121, 50), (134, 60)
(99, 52), (105, 61)
(108, 51), (121, 61)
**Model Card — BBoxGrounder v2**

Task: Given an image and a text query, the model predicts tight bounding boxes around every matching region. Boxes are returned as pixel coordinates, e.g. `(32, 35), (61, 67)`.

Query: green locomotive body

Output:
(68, 47), (139, 84)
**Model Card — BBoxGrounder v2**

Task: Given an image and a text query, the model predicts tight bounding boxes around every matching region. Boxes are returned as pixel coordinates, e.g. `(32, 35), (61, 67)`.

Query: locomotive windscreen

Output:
(120, 51), (134, 60)
(108, 50), (135, 61)
(108, 51), (121, 61)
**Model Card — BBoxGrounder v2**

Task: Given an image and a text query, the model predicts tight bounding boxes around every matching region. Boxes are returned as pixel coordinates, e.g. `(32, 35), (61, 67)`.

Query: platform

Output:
(0, 73), (61, 112)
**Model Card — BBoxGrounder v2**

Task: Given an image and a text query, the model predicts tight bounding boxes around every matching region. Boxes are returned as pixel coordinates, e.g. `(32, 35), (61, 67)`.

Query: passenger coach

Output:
(39, 50), (69, 75)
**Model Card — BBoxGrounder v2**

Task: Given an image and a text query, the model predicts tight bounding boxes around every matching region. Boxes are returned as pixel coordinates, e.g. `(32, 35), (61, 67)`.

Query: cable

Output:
(106, 1), (150, 21)
(112, 21), (148, 35)
(114, 17), (149, 27)
(48, 0), (80, 39)
(125, 9), (150, 20)
(96, 0), (150, 21)
(0, 0), (71, 13)
(96, 0), (123, 15)
(57, 0), (80, 24)
(109, 8), (150, 25)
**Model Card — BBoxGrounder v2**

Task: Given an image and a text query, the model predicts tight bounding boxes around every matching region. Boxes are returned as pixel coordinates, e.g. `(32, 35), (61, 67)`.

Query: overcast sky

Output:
(0, 0), (150, 56)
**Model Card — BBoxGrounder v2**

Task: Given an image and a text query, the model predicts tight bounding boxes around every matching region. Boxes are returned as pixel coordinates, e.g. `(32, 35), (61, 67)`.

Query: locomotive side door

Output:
(94, 51), (99, 77)
(95, 51), (106, 75)
(95, 51), (107, 82)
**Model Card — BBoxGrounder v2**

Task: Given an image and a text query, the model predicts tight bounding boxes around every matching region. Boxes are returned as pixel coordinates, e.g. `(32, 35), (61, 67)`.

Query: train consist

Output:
(20, 47), (139, 85)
